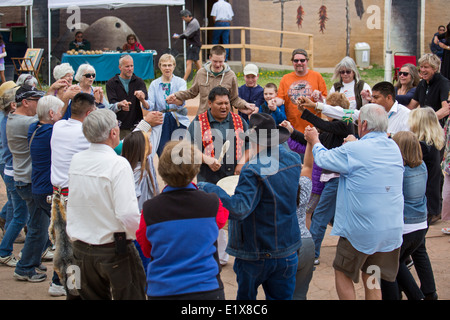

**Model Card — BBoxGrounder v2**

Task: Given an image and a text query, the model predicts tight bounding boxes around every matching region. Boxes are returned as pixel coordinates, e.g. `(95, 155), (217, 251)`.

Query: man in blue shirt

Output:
(304, 103), (404, 300)
(199, 112), (302, 300)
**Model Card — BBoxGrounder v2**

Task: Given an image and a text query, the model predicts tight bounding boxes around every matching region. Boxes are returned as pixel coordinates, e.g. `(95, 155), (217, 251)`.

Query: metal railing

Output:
(199, 26), (314, 69)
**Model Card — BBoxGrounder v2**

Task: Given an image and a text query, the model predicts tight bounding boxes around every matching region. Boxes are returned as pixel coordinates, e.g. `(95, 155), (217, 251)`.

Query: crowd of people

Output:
(0, 24), (449, 301)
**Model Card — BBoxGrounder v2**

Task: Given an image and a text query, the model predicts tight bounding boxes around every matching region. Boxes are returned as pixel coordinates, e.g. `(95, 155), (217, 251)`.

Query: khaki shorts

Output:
(333, 237), (400, 283)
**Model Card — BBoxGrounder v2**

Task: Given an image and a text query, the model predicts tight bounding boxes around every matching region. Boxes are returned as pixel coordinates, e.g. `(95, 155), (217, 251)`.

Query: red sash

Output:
(198, 111), (244, 161)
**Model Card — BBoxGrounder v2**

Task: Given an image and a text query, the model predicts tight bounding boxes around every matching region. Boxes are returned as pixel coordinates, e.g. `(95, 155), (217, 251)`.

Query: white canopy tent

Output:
(47, 0), (185, 83)
(0, 0), (34, 48)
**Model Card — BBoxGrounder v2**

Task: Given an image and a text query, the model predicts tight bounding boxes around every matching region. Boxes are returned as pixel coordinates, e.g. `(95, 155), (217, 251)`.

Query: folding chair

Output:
(11, 48), (44, 89)
(393, 52), (417, 84)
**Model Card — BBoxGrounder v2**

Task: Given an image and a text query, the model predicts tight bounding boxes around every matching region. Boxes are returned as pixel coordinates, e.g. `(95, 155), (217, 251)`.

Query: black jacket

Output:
(106, 74), (147, 130)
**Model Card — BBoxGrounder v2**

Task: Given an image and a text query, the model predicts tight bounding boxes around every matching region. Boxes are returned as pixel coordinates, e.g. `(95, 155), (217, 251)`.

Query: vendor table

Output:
(61, 51), (156, 81)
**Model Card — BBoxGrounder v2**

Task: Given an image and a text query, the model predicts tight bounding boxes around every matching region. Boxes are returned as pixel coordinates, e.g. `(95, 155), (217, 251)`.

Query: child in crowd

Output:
(122, 127), (159, 274)
(136, 140), (228, 300)
(238, 63), (264, 123)
(259, 83), (286, 125)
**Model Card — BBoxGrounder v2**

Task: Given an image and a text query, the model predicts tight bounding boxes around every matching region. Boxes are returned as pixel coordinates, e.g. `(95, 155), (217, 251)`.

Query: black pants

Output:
(72, 240), (147, 300)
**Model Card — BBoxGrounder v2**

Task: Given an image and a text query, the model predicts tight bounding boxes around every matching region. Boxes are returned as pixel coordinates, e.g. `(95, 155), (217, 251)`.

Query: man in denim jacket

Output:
(199, 113), (302, 300)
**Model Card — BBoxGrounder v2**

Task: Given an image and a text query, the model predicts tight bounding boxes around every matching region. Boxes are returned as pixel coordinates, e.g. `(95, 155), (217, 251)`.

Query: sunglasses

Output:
(293, 59), (307, 63)
(398, 71), (410, 77)
(340, 70), (352, 75)
(84, 73), (96, 78)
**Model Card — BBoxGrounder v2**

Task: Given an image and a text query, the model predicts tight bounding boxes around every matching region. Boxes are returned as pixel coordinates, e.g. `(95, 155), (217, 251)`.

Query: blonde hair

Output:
(158, 53), (176, 67)
(326, 92), (350, 109)
(418, 53), (441, 72)
(158, 140), (202, 187)
(392, 131), (423, 168)
(408, 107), (445, 150)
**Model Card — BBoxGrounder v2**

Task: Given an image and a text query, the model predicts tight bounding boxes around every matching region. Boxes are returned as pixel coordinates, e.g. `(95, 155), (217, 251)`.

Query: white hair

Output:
(53, 63), (74, 80)
(74, 63), (96, 82)
(16, 74), (38, 87)
(359, 103), (388, 133)
(82, 109), (117, 143)
(36, 95), (64, 122)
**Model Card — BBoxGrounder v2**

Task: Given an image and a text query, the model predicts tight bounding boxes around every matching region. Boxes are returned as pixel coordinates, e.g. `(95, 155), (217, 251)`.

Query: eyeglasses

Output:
(83, 73), (96, 78)
(398, 71), (410, 77)
(340, 70), (352, 75)
(293, 59), (307, 63)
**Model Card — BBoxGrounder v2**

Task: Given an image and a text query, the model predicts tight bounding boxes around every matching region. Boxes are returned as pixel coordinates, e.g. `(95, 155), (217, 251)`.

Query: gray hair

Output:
(119, 54), (133, 66)
(36, 95), (64, 122)
(16, 74), (38, 87)
(82, 109), (118, 143)
(332, 56), (361, 82)
(74, 63), (95, 82)
(53, 63), (74, 80)
(359, 103), (388, 133)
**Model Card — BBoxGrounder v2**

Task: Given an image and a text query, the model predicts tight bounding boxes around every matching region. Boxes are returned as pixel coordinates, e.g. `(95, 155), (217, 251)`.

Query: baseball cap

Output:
(15, 84), (45, 103)
(243, 64), (259, 76)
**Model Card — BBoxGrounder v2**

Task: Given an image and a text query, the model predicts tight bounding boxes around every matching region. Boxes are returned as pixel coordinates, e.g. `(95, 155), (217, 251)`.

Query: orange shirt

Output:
(277, 70), (328, 133)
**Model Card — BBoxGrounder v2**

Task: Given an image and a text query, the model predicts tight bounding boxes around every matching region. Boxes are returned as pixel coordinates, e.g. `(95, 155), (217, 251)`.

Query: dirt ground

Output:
(0, 177), (449, 300)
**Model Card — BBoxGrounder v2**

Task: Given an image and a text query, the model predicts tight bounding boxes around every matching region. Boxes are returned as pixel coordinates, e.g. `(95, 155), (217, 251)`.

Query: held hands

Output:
(267, 99), (278, 112)
(203, 154), (221, 172)
(360, 89), (372, 102)
(240, 103), (257, 115)
(311, 90), (324, 102)
(117, 100), (131, 111)
(93, 87), (104, 104)
(304, 125), (320, 145)
(134, 90), (146, 102)
(144, 111), (164, 127)
(296, 96), (315, 112)
(279, 120), (294, 134)
(62, 85), (81, 101)
(343, 134), (358, 144)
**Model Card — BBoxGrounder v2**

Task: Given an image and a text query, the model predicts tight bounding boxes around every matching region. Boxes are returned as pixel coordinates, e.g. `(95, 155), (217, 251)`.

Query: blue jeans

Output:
(293, 237), (315, 300)
(15, 188), (50, 276)
(233, 252), (298, 300)
(309, 177), (339, 259)
(0, 163), (12, 225)
(212, 21), (230, 59)
(0, 175), (28, 257)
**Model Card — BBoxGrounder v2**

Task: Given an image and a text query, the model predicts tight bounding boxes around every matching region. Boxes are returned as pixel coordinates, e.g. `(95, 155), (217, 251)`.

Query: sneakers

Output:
(14, 271), (47, 283)
(314, 258), (320, 265)
(442, 227), (450, 235)
(0, 254), (18, 267)
(41, 247), (54, 261)
(48, 282), (67, 297)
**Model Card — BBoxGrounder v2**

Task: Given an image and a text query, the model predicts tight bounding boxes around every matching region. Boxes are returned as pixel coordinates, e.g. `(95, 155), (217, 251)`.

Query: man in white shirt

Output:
(311, 81), (410, 136)
(366, 81), (410, 136)
(67, 108), (146, 300)
(211, 0), (234, 60)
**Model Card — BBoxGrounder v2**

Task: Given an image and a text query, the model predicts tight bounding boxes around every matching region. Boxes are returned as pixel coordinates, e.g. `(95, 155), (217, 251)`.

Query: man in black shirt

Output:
(106, 54), (149, 139)
(407, 53), (450, 126)
(174, 10), (202, 81)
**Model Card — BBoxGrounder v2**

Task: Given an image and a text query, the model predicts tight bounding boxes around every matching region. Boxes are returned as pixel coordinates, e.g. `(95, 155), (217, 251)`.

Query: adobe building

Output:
(0, 0), (448, 83)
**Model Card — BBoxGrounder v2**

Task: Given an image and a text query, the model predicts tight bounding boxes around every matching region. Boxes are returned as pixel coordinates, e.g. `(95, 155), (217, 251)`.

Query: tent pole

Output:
(29, 5), (33, 48)
(48, 7), (51, 85)
(182, 4), (186, 73)
(167, 6), (171, 49)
